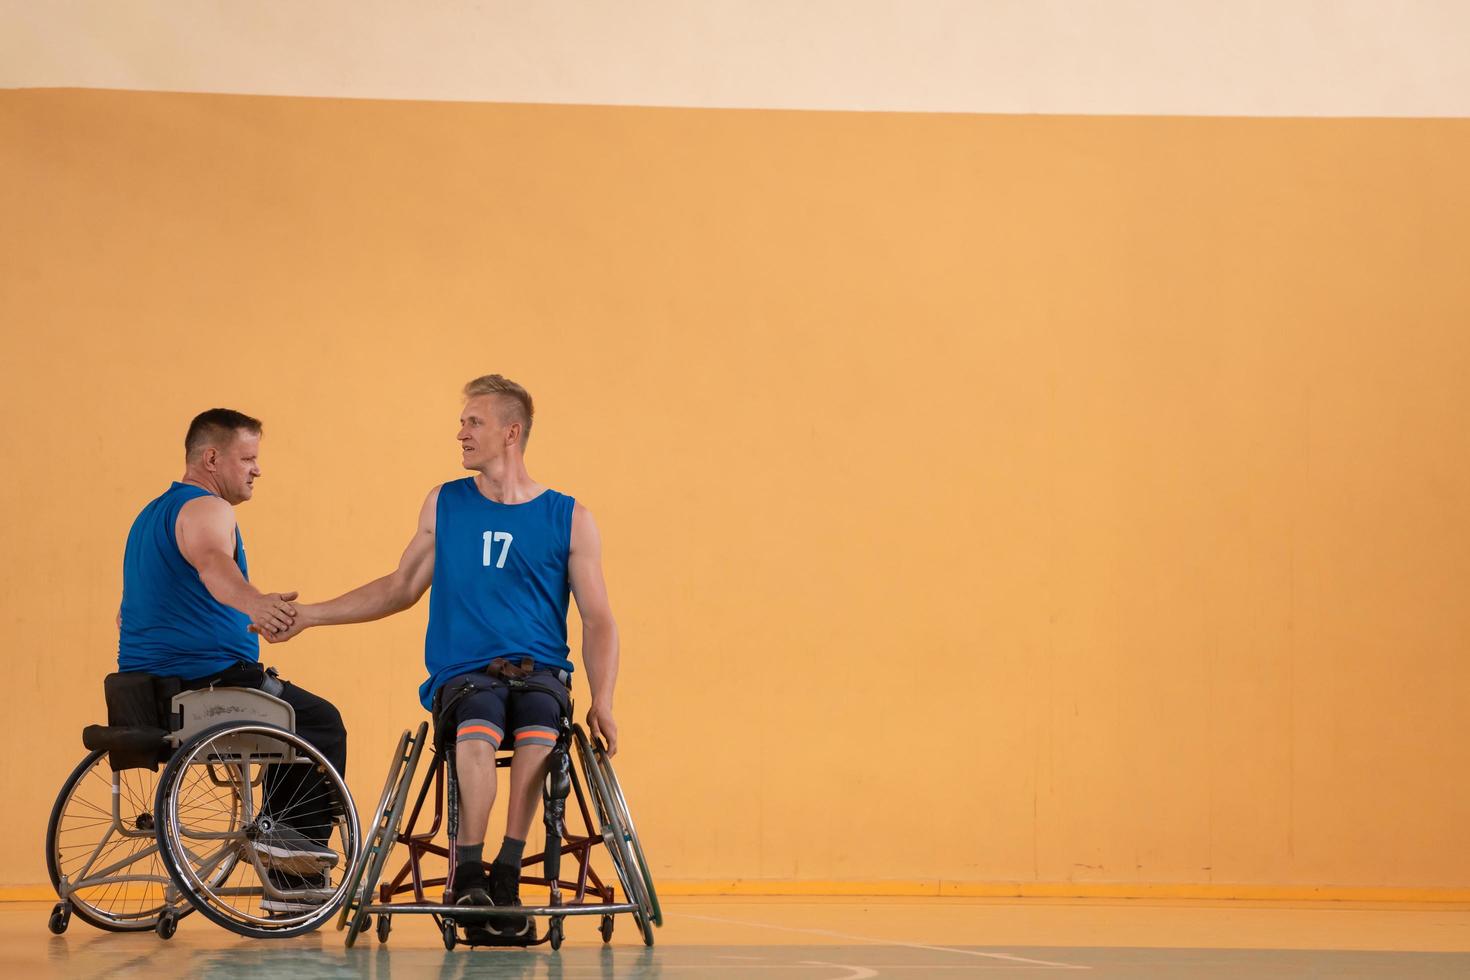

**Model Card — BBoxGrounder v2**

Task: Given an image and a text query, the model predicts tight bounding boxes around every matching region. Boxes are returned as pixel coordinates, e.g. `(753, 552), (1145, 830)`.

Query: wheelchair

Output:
(337, 671), (661, 950)
(45, 671), (361, 940)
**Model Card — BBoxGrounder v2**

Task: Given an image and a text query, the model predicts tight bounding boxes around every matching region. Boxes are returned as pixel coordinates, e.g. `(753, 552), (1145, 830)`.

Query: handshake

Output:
(244, 591), (311, 644)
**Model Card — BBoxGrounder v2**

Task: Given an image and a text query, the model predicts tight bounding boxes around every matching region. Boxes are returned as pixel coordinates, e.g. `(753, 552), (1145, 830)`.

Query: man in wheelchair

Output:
(265, 374), (621, 944)
(116, 408), (349, 910)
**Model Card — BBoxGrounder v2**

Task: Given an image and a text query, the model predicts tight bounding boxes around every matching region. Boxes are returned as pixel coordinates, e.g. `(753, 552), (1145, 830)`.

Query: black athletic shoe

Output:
(488, 862), (534, 939)
(451, 860), (492, 907)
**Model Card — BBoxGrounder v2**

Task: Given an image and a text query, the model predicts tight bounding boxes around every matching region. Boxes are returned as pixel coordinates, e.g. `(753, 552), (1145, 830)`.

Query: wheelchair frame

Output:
(339, 706), (660, 950)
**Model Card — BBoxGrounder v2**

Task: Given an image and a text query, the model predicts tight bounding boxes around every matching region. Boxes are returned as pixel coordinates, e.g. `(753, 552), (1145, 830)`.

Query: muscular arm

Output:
(289, 487), (438, 633)
(569, 503), (621, 753)
(175, 495), (296, 633)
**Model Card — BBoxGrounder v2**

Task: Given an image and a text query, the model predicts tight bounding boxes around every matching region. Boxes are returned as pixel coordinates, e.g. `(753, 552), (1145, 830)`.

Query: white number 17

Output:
(482, 531), (513, 568)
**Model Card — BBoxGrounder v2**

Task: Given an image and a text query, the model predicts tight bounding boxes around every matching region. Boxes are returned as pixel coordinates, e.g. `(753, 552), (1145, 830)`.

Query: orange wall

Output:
(2, 89), (1468, 892)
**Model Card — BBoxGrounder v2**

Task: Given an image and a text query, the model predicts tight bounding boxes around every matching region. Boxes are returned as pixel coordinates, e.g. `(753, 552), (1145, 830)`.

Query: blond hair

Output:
(463, 374), (534, 447)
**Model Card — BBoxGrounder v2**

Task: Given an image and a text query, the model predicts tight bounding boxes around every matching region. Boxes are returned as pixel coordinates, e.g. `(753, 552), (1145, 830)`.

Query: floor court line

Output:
(676, 911), (1090, 969)
(800, 962), (878, 980)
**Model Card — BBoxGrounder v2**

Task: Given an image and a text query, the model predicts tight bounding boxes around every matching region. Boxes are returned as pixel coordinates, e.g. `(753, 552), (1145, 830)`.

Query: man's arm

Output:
(175, 495), (298, 634)
(569, 502), (621, 755)
(271, 487), (439, 640)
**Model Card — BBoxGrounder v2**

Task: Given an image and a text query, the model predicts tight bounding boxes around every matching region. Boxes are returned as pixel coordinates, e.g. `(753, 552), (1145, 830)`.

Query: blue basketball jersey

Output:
(117, 482), (258, 678)
(420, 478), (576, 708)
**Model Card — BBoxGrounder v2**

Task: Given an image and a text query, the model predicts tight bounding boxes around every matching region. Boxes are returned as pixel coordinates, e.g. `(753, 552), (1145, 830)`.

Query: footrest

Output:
(445, 903), (535, 922)
(459, 923), (538, 947)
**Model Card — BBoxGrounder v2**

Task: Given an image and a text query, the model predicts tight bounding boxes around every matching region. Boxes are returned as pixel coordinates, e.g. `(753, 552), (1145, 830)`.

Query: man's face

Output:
(211, 430), (262, 504)
(458, 395), (510, 470)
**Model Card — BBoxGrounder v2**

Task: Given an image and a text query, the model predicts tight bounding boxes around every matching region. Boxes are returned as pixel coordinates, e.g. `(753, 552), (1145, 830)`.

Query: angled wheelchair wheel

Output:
(572, 725), (656, 946)
(46, 749), (190, 932)
(339, 722), (428, 947)
(594, 741), (663, 928)
(154, 721), (360, 939)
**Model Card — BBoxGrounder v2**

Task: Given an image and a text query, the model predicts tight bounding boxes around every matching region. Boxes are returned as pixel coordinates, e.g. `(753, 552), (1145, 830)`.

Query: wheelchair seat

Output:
(81, 672), (299, 772)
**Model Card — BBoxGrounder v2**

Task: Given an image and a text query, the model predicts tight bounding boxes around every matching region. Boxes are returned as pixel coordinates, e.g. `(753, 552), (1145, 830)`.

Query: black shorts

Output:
(442, 669), (568, 752)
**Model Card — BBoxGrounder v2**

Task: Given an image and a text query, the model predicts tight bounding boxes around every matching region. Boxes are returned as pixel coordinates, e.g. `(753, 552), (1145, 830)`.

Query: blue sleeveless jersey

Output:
(421, 479), (576, 708)
(117, 482), (258, 678)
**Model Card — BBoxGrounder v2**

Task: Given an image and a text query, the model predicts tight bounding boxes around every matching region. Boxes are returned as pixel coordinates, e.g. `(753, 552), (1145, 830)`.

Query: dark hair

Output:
(185, 408), (263, 459)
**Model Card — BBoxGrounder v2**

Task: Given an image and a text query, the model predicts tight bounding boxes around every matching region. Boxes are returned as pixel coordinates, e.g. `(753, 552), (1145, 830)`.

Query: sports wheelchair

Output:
(337, 670), (660, 950)
(45, 672), (360, 939)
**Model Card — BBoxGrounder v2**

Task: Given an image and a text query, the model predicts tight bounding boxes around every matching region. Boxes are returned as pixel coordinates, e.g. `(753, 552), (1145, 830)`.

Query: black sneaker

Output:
(488, 862), (535, 940)
(452, 860), (492, 908)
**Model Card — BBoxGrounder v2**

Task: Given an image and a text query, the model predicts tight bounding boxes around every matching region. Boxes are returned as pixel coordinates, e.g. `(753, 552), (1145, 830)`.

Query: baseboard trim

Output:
(8, 880), (1466, 904)
(653, 880), (1470, 902)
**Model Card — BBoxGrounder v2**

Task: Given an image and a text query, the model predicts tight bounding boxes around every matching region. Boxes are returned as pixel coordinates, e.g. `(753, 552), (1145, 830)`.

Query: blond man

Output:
(271, 375), (620, 940)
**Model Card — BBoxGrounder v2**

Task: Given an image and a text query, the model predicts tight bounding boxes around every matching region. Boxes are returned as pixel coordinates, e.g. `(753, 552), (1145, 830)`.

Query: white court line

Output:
(801, 962), (878, 980)
(677, 912), (1090, 970)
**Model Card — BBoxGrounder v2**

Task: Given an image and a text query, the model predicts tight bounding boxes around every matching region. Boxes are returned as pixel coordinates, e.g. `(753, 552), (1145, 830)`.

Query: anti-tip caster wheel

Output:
(155, 910), (178, 940)
(600, 914), (614, 943)
(441, 919), (457, 950)
(47, 902), (70, 935)
(376, 913), (392, 944)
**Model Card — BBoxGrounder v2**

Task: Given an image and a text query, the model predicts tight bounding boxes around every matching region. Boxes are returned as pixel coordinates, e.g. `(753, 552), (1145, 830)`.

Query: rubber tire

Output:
(336, 723), (428, 938)
(636, 910), (654, 947)
(345, 909), (370, 948)
(596, 746), (664, 927)
(156, 911), (178, 940)
(46, 750), (179, 933)
(600, 914), (614, 943)
(376, 912), (392, 944)
(573, 726), (655, 947)
(442, 919), (457, 950)
(47, 903), (69, 935)
(343, 911), (361, 949)
(548, 916), (564, 950)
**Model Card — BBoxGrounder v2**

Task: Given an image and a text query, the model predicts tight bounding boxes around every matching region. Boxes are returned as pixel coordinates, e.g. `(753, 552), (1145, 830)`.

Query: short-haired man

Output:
(268, 375), (620, 941)
(118, 408), (348, 902)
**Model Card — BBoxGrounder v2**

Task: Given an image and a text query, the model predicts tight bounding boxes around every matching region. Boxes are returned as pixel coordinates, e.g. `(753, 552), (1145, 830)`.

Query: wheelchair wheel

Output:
(572, 725), (656, 946)
(338, 722), (428, 946)
(154, 721), (360, 939)
(594, 740), (663, 927)
(45, 750), (187, 932)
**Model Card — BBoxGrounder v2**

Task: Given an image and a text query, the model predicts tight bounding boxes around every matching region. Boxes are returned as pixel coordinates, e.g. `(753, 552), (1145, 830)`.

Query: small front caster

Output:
(441, 919), (457, 950)
(156, 910), (178, 940)
(47, 902), (70, 935)
(548, 916), (564, 950)
(599, 914), (614, 943)
(376, 913), (392, 944)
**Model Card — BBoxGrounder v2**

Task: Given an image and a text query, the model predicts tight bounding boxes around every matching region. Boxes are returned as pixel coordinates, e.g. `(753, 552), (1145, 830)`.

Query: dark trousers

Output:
(183, 662), (347, 844)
